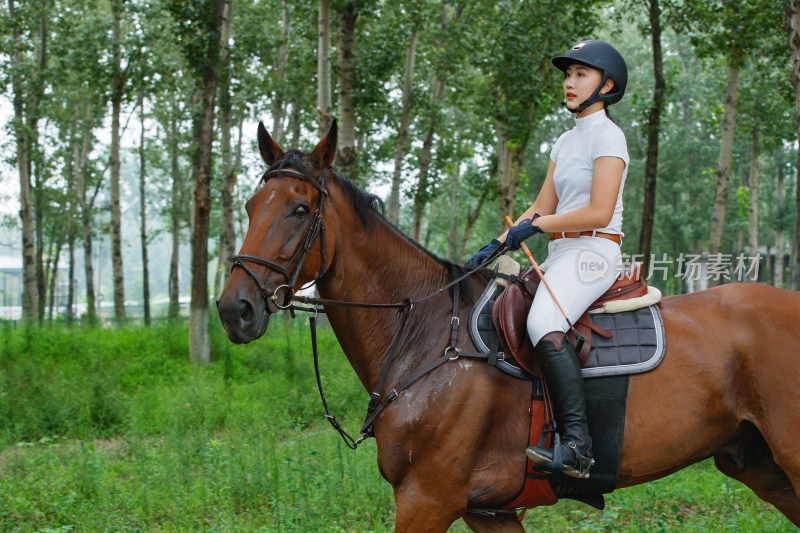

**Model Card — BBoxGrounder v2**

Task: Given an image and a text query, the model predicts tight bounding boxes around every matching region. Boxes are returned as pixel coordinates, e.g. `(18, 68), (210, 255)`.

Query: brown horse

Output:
(217, 122), (800, 532)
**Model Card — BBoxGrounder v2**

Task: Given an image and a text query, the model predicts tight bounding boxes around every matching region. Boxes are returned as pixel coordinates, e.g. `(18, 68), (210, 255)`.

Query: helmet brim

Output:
(552, 56), (597, 73)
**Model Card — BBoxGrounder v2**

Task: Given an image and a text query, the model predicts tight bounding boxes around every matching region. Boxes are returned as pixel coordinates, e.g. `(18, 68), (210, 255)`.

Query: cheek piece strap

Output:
(232, 167), (329, 310)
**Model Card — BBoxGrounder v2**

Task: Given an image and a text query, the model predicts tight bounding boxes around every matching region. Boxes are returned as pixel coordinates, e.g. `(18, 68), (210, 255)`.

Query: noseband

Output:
(231, 167), (328, 310)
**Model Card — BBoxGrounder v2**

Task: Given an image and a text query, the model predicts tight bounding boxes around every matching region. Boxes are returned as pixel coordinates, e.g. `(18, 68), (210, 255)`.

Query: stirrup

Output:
(525, 434), (595, 479)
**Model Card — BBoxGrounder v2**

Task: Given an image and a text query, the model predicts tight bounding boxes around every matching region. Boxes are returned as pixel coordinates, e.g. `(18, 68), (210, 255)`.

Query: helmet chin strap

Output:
(561, 72), (610, 115)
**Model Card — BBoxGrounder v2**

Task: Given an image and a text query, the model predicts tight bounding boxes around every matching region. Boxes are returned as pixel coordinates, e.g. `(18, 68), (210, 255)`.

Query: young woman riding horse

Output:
(467, 40), (629, 480)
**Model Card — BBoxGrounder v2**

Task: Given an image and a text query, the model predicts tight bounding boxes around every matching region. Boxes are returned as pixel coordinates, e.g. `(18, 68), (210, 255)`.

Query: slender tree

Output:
(638, 0), (667, 276)
(217, 0), (237, 292)
(166, 110), (184, 319)
(787, 0), (800, 289)
(168, 0), (227, 363)
(272, 1), (290, 144)
(387, 24), (418, 225)
(317, 0), (333, 137)
(335, 1), (358, 178)
(137, 89), (151, 326)
(109, 0), (127, 325)
(8, 0), (40, 324)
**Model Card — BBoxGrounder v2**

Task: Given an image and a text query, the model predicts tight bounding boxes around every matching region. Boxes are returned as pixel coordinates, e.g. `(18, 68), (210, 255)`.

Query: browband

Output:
(262, 168), (327, 193)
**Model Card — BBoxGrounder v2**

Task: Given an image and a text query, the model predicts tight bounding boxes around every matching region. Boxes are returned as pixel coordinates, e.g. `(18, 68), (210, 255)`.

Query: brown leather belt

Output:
(548, 231), (621, 244)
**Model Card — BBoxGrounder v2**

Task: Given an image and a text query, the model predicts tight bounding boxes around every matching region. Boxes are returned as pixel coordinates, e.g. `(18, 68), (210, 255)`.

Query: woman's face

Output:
(563, 63), (611, 112)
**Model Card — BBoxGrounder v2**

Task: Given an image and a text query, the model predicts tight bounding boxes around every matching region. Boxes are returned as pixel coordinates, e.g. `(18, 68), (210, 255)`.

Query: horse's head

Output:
(217, 121), (338, 343)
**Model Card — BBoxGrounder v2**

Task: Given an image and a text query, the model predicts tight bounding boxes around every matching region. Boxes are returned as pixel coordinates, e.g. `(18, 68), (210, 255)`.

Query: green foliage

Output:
(165, 0), (225, 80)
(0, 324), (796, 531)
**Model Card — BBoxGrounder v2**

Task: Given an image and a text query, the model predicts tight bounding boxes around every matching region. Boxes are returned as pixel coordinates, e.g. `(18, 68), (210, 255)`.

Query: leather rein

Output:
(231, 167), (504, 450)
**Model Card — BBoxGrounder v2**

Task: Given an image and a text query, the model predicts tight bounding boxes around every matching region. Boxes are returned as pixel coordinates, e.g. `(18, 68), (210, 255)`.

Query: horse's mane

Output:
(262, 149), (491, 301)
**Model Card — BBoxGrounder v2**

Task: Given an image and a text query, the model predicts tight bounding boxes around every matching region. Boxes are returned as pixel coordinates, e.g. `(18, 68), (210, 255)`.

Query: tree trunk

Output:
(496, 123), (515, 229)
(73, 102), (97, 325)
(412, 125), (437, 242)
(787, 1), (800, 290)
(189, 0), (226, 364)
(495, 117), (536, 234)
(639, 0), (665, 277)
(67, 209), (75, 325)
(35, 162), (45, 322)
(774, 162), (785, 287)
(42, 235), (53, 320)
(218, 0), (237, 293)
(168, 113), (182, 320)
(747, 126), (759, 259)
(387, 27), (418, 225)
(423, 201), (436, 249)
(138, 90), (151, 326)
(336, 2), (358, 179)
(289, 96), (302, 147)
(9, 0), (39, 324)
(317, 0), (333, 137)
(460, 180), (490, 260)
(708, 63), (740, 284)
(109, 0), (126, 325)
(271, 1), (290, 145)
(47, 242), (63, 321)
(31, 2), (47, 323)
(447, 162), (460, 262)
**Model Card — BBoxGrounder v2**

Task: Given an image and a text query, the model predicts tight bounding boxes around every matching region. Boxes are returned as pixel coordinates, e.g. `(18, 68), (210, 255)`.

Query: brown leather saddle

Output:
(491, 262), (648, 375)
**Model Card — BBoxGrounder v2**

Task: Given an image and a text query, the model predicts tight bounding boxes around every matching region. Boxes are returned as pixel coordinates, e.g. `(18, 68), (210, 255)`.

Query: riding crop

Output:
(503, 216), (584, 352)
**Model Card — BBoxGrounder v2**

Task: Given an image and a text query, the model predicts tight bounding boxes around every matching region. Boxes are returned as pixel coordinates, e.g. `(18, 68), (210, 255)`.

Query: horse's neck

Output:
(317, 214), (451, 392)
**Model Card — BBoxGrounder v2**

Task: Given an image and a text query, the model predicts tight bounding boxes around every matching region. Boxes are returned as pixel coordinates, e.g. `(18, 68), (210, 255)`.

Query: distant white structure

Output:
(0, 255), (22, 320)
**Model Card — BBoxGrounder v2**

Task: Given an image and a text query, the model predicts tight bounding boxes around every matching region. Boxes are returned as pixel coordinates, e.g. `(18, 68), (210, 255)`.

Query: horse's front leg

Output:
(393, 475), (466, 533)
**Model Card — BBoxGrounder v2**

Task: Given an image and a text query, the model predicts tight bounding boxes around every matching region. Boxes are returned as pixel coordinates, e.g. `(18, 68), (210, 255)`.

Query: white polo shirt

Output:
(549, 110), (629, 235)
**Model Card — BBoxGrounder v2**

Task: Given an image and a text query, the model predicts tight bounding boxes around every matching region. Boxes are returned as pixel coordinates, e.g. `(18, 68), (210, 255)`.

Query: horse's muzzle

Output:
(216, 292), (270, 344)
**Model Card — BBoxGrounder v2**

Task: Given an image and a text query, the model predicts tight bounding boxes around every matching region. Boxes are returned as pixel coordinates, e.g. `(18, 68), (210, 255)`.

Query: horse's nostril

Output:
(239, 298), (254, 324)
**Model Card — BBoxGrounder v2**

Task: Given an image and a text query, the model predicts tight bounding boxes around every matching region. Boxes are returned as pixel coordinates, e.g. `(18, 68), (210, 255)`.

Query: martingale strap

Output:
(300, 243), (510, 449)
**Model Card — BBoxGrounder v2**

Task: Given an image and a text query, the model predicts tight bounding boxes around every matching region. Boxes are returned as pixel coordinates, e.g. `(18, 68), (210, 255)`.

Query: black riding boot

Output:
(525, 334), (595, 479)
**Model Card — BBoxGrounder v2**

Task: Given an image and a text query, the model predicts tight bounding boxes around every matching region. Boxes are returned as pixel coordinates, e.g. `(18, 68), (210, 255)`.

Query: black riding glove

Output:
(506, 217), (543, 251)
(465, 239), (503, 269)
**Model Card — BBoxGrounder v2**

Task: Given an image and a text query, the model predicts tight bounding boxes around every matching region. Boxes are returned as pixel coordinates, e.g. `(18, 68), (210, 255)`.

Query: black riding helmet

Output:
(552, 40), (627, 114)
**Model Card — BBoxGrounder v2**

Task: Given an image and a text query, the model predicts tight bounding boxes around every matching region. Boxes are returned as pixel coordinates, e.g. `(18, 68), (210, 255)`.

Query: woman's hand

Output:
(465, 239), (504, 269)
(506, 217), (543, 251)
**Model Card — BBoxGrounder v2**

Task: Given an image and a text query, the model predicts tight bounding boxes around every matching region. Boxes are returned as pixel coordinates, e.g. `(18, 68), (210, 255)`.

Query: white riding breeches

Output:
(526, 236), (622, 346)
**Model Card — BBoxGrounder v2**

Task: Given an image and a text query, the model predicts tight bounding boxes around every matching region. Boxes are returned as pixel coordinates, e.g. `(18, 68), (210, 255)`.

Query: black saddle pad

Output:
(468, 280), (667, 379)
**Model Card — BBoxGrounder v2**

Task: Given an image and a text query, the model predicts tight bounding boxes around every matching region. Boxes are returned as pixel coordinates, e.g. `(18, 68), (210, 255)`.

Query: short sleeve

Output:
(592, 124), (629, 167)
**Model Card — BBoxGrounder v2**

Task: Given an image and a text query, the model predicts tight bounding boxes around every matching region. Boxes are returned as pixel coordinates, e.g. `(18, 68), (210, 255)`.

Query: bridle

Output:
(231, 167), (329, 310)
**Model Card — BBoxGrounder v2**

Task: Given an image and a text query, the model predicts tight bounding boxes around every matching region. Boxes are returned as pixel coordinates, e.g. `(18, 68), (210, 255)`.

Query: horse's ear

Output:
(310, 119), (337, 169)
(257, 121), (284, 166)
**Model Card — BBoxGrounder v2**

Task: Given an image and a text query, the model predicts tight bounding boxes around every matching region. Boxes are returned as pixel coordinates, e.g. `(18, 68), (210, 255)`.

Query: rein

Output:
(231, 166), (505, 450)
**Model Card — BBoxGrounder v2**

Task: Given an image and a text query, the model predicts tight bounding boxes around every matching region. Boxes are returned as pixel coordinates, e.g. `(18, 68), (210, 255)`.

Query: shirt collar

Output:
(575, 109), (607, 131)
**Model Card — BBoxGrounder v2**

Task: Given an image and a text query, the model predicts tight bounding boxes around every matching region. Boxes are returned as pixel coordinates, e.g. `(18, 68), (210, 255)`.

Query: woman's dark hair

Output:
(604, 103), (616, 124)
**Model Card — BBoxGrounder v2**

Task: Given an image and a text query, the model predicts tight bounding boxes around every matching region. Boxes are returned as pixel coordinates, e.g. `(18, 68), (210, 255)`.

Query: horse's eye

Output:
(294, 205), (308, 218)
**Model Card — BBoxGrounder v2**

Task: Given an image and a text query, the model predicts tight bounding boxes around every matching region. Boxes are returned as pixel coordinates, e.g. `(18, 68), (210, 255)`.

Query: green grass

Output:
(0, 319), (795, 532)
